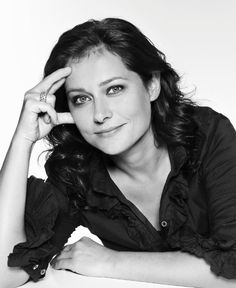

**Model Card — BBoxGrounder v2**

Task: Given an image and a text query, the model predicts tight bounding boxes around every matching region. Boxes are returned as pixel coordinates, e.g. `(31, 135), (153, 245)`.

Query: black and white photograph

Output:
(0, 1), (236, 287)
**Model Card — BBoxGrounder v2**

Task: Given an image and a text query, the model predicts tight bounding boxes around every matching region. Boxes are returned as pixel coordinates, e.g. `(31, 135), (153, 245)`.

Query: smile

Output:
(95, 124), (126, 137)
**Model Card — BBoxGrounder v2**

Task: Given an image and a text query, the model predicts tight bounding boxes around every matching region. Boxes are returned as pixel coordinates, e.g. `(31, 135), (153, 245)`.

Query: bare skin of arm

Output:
(110, 250), (236, 288)
(0, 67), (73, 288)
(52, 236), (236, 288)
(0, 136), (33, 288)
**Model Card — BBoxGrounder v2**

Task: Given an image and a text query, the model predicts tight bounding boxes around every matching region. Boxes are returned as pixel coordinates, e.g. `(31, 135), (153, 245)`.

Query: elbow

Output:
(0, 266), (29, 288)
(0, 269), (14, 288)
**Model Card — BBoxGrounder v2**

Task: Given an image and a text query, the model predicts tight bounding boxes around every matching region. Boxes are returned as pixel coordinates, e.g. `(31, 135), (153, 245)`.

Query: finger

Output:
(51, 258), (73, 270)
(52, 251), (73, 262)
(25, 92), (56, 107)
(54, 244), (73, 259)
(57, 112), (75, 125)
(31, 67), (71, 94)
(34, 102), (58, 125)
(51, 243), (77, 263)
(43, 113), (51, 124)
(39, 96), (56, 124)
(44, 108), (58, 126)
(42, 93), (56, 108)
(63, 244), (73, 252)
(48, 78), (66, 95)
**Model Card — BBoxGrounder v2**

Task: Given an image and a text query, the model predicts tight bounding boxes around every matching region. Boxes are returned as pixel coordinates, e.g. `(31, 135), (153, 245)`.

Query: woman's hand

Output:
(14, 67), (74, 144)
(51, 237), (117, 277)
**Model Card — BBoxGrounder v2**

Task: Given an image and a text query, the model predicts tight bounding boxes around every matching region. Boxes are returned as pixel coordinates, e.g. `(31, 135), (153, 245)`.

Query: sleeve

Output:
(182, 113), (236, 279)
(7, 176), (77, 282)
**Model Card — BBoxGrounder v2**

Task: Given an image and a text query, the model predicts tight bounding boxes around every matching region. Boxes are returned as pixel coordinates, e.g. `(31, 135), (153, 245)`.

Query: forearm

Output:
(0, 134), (33, 235)
(107, 250), (236, 288)
(0, 135), (33, 287)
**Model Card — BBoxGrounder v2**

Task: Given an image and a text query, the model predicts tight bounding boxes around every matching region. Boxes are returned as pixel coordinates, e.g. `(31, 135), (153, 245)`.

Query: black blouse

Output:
(8, 106), (236, 282)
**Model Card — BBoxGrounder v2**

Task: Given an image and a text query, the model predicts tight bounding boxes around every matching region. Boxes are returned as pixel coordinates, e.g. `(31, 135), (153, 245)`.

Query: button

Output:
(40, 269), (46, 275)
(32, 264), (39, 270)
(161, 220), (168, 228)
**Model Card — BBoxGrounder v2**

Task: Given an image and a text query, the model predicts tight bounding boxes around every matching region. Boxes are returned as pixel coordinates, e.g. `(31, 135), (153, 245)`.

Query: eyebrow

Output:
(66, 76), (128, 95)
(99, 76), (128, 86)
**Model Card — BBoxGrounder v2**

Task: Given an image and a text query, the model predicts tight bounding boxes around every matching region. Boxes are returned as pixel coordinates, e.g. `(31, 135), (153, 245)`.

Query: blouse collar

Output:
(89, 145), (188, 196)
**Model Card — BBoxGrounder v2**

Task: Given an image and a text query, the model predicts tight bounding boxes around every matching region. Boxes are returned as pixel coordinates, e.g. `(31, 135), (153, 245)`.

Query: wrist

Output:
(11, 132), (35, 152)
(102, 249), (120, 278)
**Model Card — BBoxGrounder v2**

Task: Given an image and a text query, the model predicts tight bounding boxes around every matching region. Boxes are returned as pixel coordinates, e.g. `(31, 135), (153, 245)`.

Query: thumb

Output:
(57, 112), (75, 125)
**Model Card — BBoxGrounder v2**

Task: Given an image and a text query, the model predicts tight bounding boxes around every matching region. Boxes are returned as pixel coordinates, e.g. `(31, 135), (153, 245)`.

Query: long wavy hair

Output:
(43, 18), (199, 209)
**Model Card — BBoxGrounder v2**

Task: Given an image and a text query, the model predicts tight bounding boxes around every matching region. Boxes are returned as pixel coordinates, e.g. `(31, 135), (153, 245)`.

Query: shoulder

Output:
(193, 106), (235, 140)
(193, 106), (229, 125)
(184, 106), (236, 171)
(191, 106), (236, 168)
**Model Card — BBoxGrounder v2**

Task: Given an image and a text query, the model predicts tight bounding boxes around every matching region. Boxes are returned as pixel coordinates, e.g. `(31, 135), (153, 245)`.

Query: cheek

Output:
(70, 109), (92, 135)
(123, 93), (151, 121)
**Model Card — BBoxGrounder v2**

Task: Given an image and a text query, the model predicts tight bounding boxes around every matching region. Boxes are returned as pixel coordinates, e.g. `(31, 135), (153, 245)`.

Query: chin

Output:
(99, 147), (125, 156)
(96, 143), (130, 156)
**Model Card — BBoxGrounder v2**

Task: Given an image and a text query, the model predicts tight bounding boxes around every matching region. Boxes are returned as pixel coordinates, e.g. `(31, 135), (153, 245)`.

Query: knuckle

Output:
(24, 91), (32, 99)
(80, 236), (89, 242)
(75, 240), (84, 248)
(24, 98), (34, 108)
(24, 91), (40, 102)
(77, 237), (92, 247)
(47, 104), (56, 115)
(50, 94), (56, 101)
(63, 245), (71, 252)
(43, 101), (51, 110)
(75, 240), (82, 247)
(70, 249), (76, 257)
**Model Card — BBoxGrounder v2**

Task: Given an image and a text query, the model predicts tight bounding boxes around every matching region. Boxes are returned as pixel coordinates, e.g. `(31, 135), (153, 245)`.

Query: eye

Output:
(72, 95), (92, 105)
(107, 85), (124, 95)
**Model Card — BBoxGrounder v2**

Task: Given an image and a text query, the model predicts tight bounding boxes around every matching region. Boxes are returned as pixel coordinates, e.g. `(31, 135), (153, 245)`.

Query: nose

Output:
(93, 97), (113, 124)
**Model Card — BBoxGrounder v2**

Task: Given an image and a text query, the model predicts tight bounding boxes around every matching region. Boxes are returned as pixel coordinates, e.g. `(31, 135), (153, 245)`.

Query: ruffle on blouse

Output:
(86, 189), (157, 250)
(89, 141), (236, 279)
(163, 174), (236, 279)
(106, 202), (157, 250)
(169, 227), (236, 279)
(8, 177), (61, 279)
(158, 168), (236, 279)
(167, 172), (189, 237)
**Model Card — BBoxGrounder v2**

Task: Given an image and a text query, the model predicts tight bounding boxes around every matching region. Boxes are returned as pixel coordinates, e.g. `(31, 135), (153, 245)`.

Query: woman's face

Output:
(65, 49), (160, 155)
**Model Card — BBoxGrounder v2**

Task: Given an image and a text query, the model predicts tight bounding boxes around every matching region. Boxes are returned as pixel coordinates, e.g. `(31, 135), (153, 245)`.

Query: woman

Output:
(0, 18), (236, 288)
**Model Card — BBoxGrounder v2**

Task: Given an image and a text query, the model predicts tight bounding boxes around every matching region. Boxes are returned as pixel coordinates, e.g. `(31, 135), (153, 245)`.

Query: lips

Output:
(95, 124), (125, 136)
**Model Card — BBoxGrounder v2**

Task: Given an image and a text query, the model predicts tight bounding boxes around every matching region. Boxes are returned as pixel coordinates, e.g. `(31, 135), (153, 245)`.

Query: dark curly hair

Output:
(43, 18), (199, 210)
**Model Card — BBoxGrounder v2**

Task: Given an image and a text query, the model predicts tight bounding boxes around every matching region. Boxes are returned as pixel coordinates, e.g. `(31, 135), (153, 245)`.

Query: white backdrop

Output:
(0, 1), (236, 284)
(0, 0), (235, 178)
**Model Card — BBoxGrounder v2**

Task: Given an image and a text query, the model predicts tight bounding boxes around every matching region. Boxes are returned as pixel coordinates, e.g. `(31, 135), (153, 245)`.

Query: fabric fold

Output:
(8, 176), (62, 280)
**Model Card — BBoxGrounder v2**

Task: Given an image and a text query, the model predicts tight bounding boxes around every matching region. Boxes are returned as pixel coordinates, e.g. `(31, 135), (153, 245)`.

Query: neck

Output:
(107, 127), (166, 182)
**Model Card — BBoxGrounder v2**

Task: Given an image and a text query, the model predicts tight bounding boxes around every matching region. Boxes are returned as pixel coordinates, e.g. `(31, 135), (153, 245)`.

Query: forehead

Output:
(68, 49), (128, 71)
(65, 49), (132, 86)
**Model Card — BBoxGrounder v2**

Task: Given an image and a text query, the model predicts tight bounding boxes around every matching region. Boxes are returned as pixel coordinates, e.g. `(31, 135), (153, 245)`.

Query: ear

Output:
(148, 72), (161, 102)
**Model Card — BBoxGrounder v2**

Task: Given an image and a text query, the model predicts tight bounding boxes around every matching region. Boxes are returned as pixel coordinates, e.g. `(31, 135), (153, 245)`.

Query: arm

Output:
(109, 250), (236, 288)
(0, 136), (33, 288)
(52, 236), (236, 288)
(52, 111), (236, 288)
(0, 67), (73, 288)
(108, 113), (236, 288)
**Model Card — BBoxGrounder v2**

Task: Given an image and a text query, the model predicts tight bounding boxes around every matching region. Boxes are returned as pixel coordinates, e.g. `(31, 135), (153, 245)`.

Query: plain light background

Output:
(0, 1), (235, 285)
(0, 0), (236, 177)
